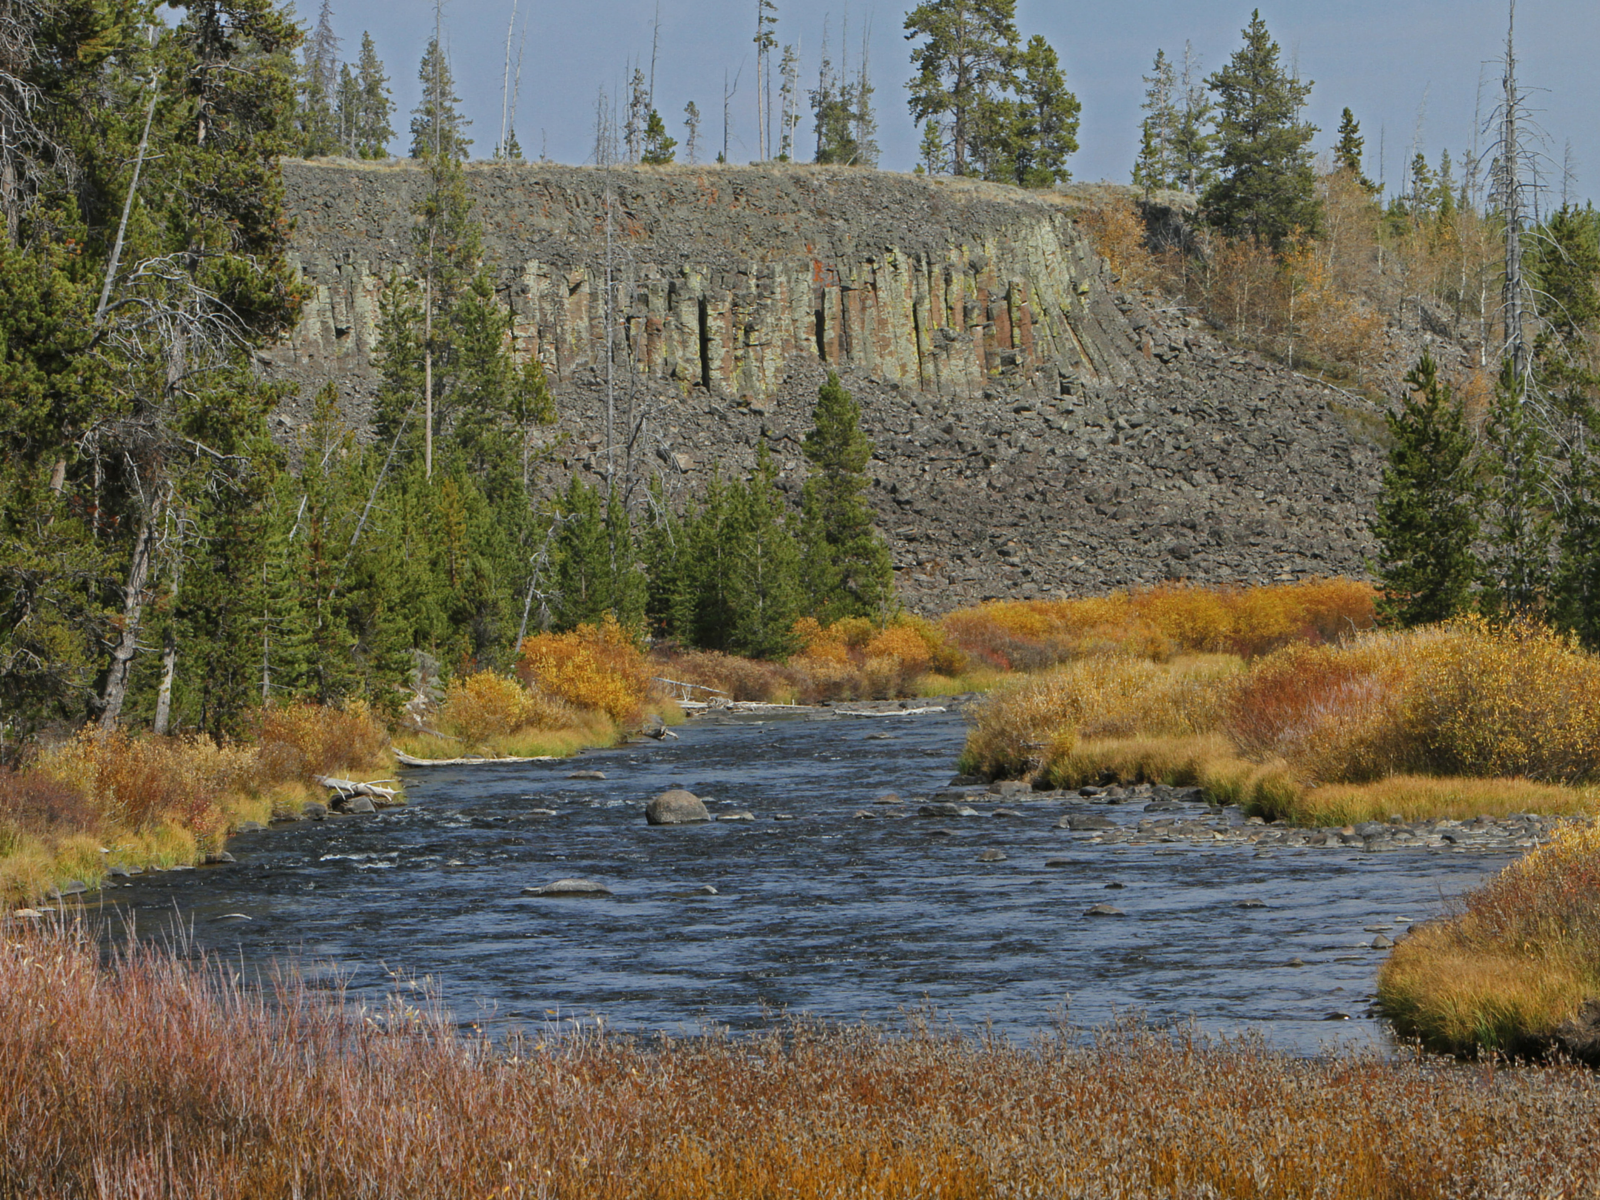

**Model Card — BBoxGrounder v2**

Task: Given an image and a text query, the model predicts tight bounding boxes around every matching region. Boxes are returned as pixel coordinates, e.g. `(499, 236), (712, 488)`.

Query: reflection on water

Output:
(99, 711), (1511, 1052)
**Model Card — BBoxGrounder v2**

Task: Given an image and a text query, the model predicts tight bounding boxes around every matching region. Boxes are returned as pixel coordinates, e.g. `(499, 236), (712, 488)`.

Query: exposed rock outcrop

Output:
(267, 161), (1386, 610)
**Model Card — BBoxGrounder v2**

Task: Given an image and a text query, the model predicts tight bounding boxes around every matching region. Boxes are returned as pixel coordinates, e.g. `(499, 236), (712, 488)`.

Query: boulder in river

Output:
(646, 789), (710, 825)
(919, 802), (980, 818)
(977, 848), (1008, 862)
(522, 878), (613, 897)
(302, 801), (328, 821)
(567, 770), (606, 780)
(1084, 903), (1125, 917)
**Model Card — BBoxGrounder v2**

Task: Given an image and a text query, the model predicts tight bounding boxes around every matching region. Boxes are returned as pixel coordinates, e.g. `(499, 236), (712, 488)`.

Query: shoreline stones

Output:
(646, 789), (710, 825)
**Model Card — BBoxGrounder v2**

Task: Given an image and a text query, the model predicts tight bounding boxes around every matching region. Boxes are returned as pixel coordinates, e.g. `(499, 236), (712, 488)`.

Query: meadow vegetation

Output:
(1380, 821), (1600, 1061)
(962, 615), (1600, 827)
(3, 919), (1598, 1199)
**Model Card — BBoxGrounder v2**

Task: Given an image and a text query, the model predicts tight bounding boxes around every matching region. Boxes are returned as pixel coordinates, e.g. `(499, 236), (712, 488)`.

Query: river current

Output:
(100, 709), (1510, 1053)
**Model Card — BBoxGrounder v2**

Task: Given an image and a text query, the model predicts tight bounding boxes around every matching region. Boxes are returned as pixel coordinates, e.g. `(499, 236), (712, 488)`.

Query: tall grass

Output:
(939, 577), (1375, 671)
(1380, 820), (1600, 1057)
(4, 919), (1599, 1198)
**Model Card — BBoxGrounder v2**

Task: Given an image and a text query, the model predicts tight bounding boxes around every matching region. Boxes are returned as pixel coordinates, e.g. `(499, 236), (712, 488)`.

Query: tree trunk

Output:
(152, 628), (177, 735)
(98, 512), (158, 729)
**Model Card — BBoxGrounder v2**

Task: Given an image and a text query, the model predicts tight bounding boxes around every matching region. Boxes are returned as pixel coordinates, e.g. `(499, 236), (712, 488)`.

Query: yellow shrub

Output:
(864, 625), (933, 676)
(257, 700), (388, 783)
(438, 672), (573, 746)
(518, 614), (649, 724)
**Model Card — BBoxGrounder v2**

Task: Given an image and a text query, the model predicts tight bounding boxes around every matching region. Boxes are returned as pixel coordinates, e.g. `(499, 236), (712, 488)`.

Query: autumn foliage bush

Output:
(940, 578), (1375, 670)
(517, 614), (650, 724)
(257, 700), (389, 784)
(437, 672), (574, 745)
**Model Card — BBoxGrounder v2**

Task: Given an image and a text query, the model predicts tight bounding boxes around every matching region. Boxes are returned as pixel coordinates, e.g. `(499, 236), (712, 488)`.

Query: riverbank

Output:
(4, 919), (1597, 1198)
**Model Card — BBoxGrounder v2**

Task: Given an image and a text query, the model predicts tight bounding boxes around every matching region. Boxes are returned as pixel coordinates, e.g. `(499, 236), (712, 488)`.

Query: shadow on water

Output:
(98, 711), (1511, 1053)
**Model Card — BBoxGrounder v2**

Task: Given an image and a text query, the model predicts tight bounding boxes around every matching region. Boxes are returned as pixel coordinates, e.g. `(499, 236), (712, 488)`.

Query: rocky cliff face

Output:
(269, 160), (1386, 612)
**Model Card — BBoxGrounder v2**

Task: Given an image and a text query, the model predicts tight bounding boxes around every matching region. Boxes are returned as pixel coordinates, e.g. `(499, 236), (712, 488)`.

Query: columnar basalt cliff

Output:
(269, 161), (1386, 610)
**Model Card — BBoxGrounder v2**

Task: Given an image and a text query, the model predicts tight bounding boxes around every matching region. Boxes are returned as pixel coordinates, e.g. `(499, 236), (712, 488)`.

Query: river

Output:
(98, 708), (1511, 1052)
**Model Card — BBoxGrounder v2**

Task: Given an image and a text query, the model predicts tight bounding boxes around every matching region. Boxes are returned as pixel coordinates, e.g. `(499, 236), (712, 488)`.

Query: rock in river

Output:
(523, 878), (614, 897)
(646, 789), (710, 825)
(977, 848), (1008, 862)
(1084, 903), (1126, 916)
(919, 802), (980, 818)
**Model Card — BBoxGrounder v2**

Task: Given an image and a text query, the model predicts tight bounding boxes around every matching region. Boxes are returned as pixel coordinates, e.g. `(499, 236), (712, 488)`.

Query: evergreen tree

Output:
(800, 373), (894, 621)
(295, 0), (340, 155)
(551, 477), (643, 631)
(641, 109), (676, 164)
(1372, 355), (1479, 626)
(1555, 416), (1600, 647)
(1334, 107), (1375, 191)
(904, 0), (1020, 177)
(988, 34), (1077, 188)
(1132, 49), (1178, 193)
(683, 473), (739, 648)
(1479, 361), (1554, 617)
(1203, 10), (1320, 248)
(683, 100), (701, 164)
(410, 36), (471, 159)
(1171, 41), (1217, 193)
(919, 118), (949, 174)
(353, 32), (394, 157)
(335, 62), (359, 155)
(726, 446), (805, 658)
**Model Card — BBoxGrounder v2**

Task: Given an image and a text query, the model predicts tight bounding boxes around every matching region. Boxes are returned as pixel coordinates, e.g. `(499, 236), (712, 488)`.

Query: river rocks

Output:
(1236, 899), (1267, 909)
(717, 811), (755, 821)
(302, 801), (328, 821)
(567, 770), (606, 780)
(991, 808), (1021, 818)
(1084, 903), (1125, 917)
(1044, 858), (1071, 867)
(204, 851), (236, 865)
(919, 802), (981, 818)
(47, 881), (87, 899)
(646, 789), (710, 825)
(1063, 815), (1115, 831)
(1370, 934), (1395, 949)
(977, 849), (1008, 862)
(236, 821), (267, 833)
(522, 878), (614, 897)
(989, 780), (1032, 797)
(338, 795), (376, 814)
(948, 775), (984, 787)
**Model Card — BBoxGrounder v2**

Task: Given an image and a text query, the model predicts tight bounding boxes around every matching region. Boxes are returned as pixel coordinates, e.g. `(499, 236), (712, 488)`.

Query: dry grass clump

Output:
(650, 647), (800, 703)
(939, 578), (1375, 671)
(5, 921), (1600, 1198)
(518, 614), (650, 724)
(1229, 619), (1600, 788)
(1380, 821), (1600, 1057)
(1259, 776), (1600, 828)
(960, 655), (1238, 780)
(257, 699), (390, 783)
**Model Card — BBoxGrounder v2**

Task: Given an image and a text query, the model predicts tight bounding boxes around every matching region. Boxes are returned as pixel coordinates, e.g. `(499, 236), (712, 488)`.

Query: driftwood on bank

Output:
(312, 775), (400, 802)
(391, 749), (560, 767)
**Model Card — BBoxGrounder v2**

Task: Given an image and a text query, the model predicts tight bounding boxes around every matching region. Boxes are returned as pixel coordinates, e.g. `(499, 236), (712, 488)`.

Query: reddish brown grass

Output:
(3, 921), (1599, 1198)
(257, 700), (390, 784)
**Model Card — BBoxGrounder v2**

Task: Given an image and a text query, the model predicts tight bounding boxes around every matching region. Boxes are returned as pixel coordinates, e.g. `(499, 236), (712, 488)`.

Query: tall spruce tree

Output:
(1132, 49), (1178, 193)
(800, 373), (894, 621)
(726, 446), (804, 658)
(1334, 107), (1376, 192)
(352, 32), (393, 157)
(1203, 10), (1320, 248)
(1372, 355), (1479, 626)
(1171, 41), (1217, 193)
(1479, 361), (1554, 617)
(981, 34), (1078, 188)
(409, 35), (471, 159)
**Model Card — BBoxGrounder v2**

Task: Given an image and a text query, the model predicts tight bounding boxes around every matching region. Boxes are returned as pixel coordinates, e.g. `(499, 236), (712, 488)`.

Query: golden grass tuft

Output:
(1380, 821), (1600, 1057)
(6, 920), (1600, 1196)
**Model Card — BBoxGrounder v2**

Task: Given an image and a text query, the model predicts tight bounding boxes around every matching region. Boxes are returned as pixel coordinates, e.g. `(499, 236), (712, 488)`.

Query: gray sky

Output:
(307, 0), (1598, 205)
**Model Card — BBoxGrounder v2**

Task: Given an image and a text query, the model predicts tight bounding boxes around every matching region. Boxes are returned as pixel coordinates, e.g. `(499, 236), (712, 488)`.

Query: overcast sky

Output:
(298, 0), (1598, 206)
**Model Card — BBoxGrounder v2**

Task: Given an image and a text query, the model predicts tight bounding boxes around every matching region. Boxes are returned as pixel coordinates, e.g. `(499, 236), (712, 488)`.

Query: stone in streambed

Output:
(977, 849), (1008, 862)
(567, 770), (606, 780)
(302, 801), (328, 821)
(1370, 934), (1395, 949)
(1062, 815), (1115, 831)
(340, 795), (376, 814)
(1084, 903), (1125, 917)
(919, 802), (980, 818)
(522, 878), (613, 897)
(646, 790), (710, 825)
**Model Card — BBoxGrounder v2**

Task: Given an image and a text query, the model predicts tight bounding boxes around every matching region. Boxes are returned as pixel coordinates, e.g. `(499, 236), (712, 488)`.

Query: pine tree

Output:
(683, 100), (701, 164)
(410, 36), (471, 159)
(625, 68), (649, 162)
(641, 109), (676, 164)
(904, 0), (1020, 177)
(800, 372), (894, 621)
(1132, 49), (1178, 193)
(296, 0), (341, 156)
(1555, 416), (1600, 647)
(1203, 10), (1320, 248)
(335, 63), (359, 155)
(919, 119), (949, 174)
(353, 32), (394, 158)
(1171, 41), (1217, 193)
(1372, 355), (1479, 626)
(1334, 107), (1375, 192)
(726, 446), (805, 658)
(989, 34), (1077, 188)
(1479, 360), (1554, 617)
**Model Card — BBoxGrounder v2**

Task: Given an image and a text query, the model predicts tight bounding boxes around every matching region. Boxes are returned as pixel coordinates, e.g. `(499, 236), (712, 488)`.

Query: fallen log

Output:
(311, 775), (400, 802)
(391, 749), (560, 767)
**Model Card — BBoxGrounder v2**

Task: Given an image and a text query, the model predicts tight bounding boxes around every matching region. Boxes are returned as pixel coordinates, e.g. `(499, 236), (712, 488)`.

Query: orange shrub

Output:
(650, 649), (796, 703)
(438, 673), (572, 745)
(518, 614), (650, 725)
(257, 700), (389, 783)
(864, 626), (933, 676)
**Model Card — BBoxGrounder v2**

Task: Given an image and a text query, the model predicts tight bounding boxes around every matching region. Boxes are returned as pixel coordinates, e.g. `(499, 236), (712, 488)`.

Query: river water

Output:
(99, 709), (1511, 1053)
